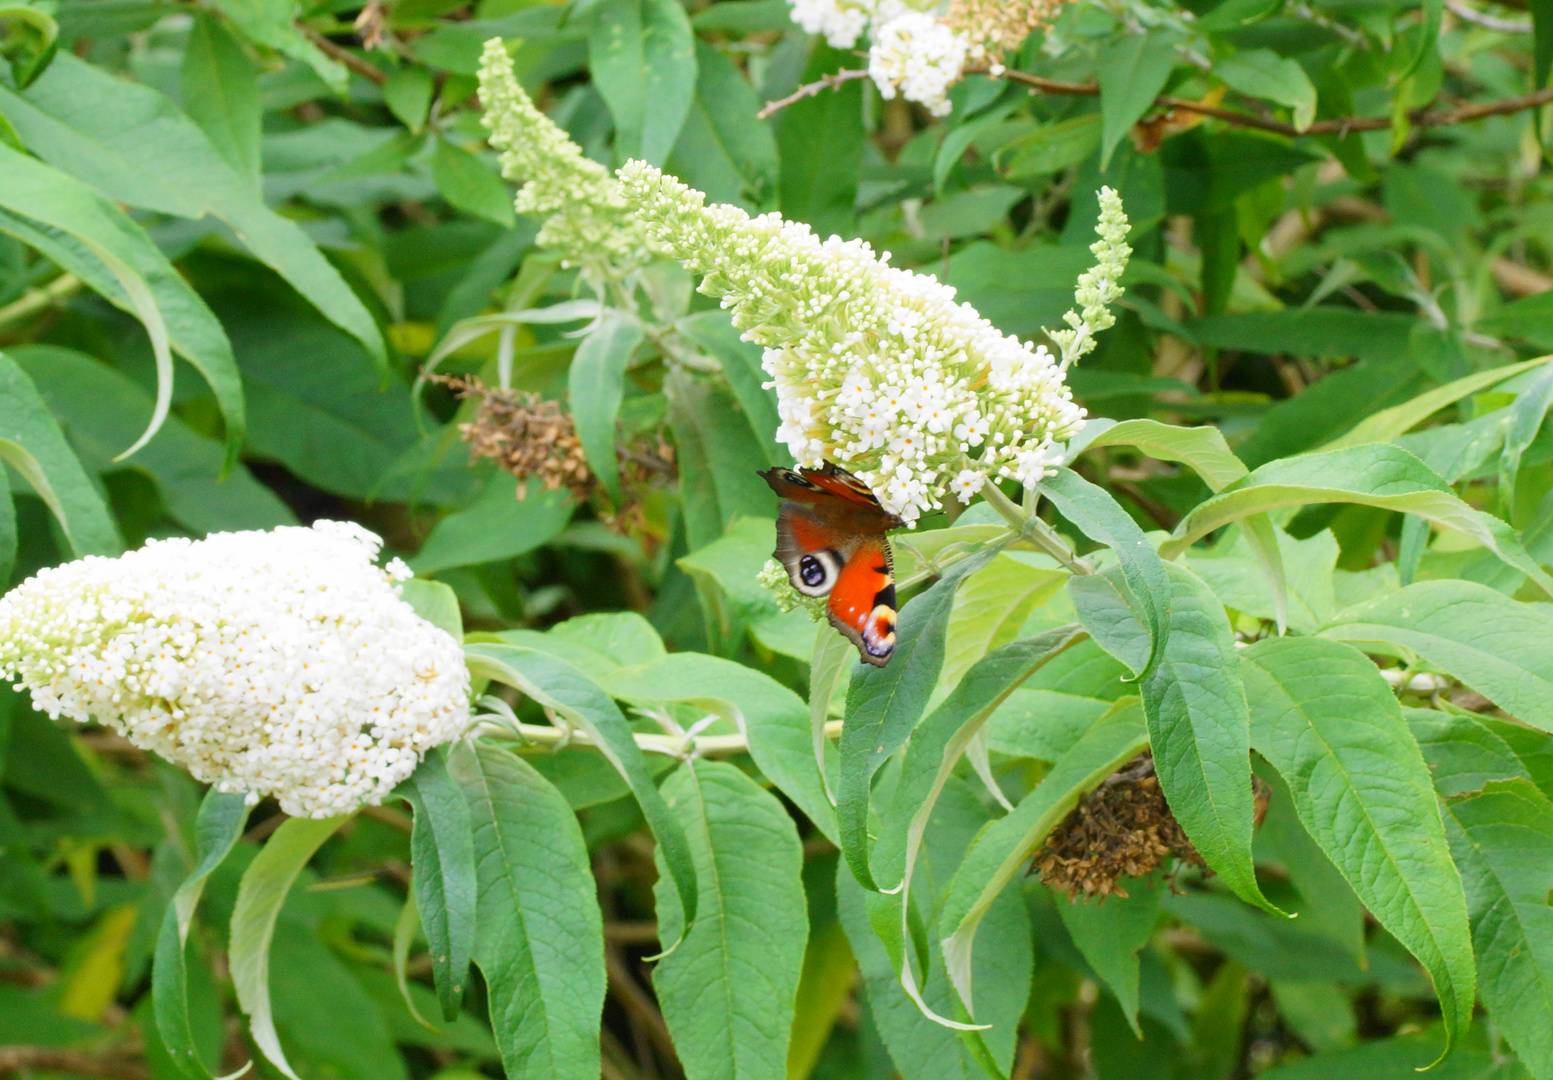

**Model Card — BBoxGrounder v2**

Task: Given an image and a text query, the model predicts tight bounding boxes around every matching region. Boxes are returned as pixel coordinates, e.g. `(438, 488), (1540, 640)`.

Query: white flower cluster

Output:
(617, 163), (1117, 523)
(477, 39), (651, 275)
(789, 0), (935, 48)
(0, 523), (471, 818)
(868, 11), (969, 117)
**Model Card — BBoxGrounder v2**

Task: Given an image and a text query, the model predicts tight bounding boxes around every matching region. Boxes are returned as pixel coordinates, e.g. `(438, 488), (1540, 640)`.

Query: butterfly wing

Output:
(759, 464), (900, 527)
(772, 502), (897, 666)
(823, 534), (897, 666)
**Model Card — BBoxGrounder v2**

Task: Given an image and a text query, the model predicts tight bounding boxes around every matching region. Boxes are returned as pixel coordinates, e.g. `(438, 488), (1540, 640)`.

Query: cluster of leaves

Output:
(2, 0), (1553, 1077)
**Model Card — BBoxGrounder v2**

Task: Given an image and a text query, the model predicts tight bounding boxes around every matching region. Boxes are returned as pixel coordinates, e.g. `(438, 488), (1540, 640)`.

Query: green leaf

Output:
(839, 782), (1031, 1080)
(596, 651), (837, 843)
(1040, 467), (1170, 678)
(13, 345), (293, 534)
(1214, 49), (1316, 131)
(667, 368), (775, 550)
(668, 41), (778, 209)
(652, 760), (807, 1080)
(777, 43), (863, 240)
(882, 627), (1085, 1026)
(230, 815), (349, 1080)
(1055, 874), (1163, 1033)
(999, 113), (1102, 181)
(1070, 563), (1274, 914)
(939, 699), (1147, 1010)
(461, 643), (699, 939)
(181, 14), (260, 185)
(207, 0), (346, 90)
(153, 790), (249, 1080)
(1070, 418), (1248, 490)
(384, 65), (434, 133)
(1160, 443), (1553, 597)
(0, 352), (121, 556)
(432, 136), (516, 226)
(0, 145), (243, 469)
(1321, 580), (1553, 734)
(837, 544), (1001, 892)
(448, 742), (604, 1080)
(5, 53), (386, 372)
(1500, 364), (1553, 513)
(412, 474), (575, 574)
(567, 310), (644, 503)
(397, 749), (476, 1022)
(675, 310), (783, 466)
(588, 0), (696, 165)
(1442, 779), (1553, 1078)
(1409, 709), (1532, 798)
(1097, 31), (1179, 170)
(935, 555), (1066, 706)
(1322, 356), (1553, 452)
(398, 579), (463, 642)
(1241, 636), (1474, 1049)
(0, 468), (13, 587)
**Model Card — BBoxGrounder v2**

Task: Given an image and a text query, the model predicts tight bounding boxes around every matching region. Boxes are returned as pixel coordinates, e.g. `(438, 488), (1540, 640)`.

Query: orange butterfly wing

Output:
(760, 465), (900, 666)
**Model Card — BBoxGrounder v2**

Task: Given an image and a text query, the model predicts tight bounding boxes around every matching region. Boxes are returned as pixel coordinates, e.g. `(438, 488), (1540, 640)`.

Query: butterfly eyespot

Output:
(799, 554), (827, 587)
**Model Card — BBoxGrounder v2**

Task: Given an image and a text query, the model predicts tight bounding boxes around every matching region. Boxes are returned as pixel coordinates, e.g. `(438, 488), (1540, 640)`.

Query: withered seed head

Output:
(434, 375), (595, 500)
(1033, 753), (1205, 901)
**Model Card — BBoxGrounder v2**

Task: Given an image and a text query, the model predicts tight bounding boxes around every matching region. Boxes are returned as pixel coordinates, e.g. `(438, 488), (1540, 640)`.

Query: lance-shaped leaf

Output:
(652, 760), (806, 1080)
(397, 748), (476, 1022)
(1056, 873), (1163, 1034)
(1039, 467), (1170, 677)
(449, 742), (605, 1080)
(1159, 443), (1553, 597)
(567, 310), (644, 503)
(598, 651), (836, 842)
(1241, 636), (1474, 1049)
(837, 544), (1001, 892)
(939, 698), (1148, 1011)
(1068, 418), (1287, 632)
(879, 626), (1085, 1028)
(3, 53), (385, 372)
(0, 353), (121, 557)
(153, 790), (249, 1080)
(462, 643), (698, 940)
(1071, 563), (1275, 913)
(230, 815), (349, 1080)
(1442, 779), (1553, 1079)
(0, 149), (241, 469)
(1322, 580), (1553, 734)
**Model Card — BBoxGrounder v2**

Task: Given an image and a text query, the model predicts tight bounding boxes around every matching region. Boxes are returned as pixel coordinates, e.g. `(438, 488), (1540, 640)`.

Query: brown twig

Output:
(762, 64), (1553, 139)
(0, 1048), (148, 1080)
(755, 68), (874, 120)
(299, 27), (388, 85)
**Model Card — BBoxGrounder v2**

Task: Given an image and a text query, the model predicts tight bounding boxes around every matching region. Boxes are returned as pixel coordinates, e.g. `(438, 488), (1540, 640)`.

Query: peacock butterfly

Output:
(758, 463), (902, 666)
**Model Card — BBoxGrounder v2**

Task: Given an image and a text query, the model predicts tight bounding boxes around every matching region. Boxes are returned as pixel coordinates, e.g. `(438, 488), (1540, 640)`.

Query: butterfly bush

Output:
(0, 522), (470, 818)
(477, 39), (651, 275)
(618, 163), (1130, 524)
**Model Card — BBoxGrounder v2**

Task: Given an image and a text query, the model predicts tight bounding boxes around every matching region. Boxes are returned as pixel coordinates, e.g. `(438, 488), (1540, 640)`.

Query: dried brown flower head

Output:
(944, 0), (1064, 59)
(432, 375), (676, 540)
(436, 375), (596, 500)
(1034, 754), (1197, 901)
(1034, 754), (1271, 901)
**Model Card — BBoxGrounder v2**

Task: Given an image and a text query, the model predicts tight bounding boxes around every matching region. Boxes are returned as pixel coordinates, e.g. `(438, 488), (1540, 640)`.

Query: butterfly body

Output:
(759, 463), (901, 666)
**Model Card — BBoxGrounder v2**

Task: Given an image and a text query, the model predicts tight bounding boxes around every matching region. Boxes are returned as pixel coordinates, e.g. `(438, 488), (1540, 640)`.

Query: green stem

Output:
(978, 477), (1090, 575)
(476, 717), (845, 758)
(0, 273), (82, 334)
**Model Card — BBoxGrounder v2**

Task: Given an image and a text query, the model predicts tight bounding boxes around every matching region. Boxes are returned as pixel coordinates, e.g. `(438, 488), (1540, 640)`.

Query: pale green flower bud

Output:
(476, 38), (651, 275)
(1047, 186), (1132, 370)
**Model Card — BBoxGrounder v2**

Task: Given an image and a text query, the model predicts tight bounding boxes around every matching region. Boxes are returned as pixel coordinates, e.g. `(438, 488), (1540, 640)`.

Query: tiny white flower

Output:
(951, 469), (985, 504)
